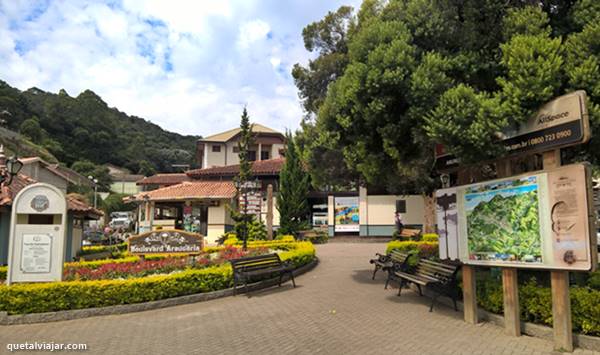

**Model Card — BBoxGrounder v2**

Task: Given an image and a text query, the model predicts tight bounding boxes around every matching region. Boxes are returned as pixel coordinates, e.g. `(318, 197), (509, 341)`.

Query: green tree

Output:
(300, 1), (600, 194)
(138, 160), (157, 176)
(101, 193), (136, 217)
(20, 116), (44, 142)
(277, 133), (311, 235)
(232, 107), (255, 250)
(71, 160), (113, 192)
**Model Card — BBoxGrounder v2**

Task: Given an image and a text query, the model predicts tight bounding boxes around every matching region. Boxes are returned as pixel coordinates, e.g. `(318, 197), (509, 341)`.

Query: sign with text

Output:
(435, 188), (460, 260)
(334, 197), (359, 232)
(128, 230), (204, 255)
(435, 91), (590, 171)
(456, 163), (596, 270)
(20, 234), (52, 273)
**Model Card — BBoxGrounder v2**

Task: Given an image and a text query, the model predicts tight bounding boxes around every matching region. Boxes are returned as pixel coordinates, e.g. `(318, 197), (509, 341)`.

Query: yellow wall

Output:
(366, 195), (425, 226)
(206, 225), (225, 245)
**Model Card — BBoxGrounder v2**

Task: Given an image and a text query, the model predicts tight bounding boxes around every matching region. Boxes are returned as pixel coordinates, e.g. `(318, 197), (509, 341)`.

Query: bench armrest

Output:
(375, 253), (390, 262)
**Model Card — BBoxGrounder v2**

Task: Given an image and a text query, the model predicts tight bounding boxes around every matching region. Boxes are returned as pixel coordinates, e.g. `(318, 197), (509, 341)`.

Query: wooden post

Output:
(266, 184), (273, 240)
(496, 159), (521, 336)
(543, 149), (573, 352)
(502, 268), (521, 336)
(462, 265), (478, 324)
(458, 169), (478, 324)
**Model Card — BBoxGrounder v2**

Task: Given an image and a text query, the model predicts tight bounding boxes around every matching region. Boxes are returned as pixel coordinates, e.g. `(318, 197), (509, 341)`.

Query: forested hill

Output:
(0, 80), (199, 174)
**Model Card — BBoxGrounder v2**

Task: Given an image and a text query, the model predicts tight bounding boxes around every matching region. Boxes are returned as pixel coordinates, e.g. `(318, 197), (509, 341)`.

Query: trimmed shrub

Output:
(276, 235), (296, 242)
(422, 234), (439, 242)
(0, 241), (316, 315)
(0, 266), (6, 281)
(476, 276), (600, 336)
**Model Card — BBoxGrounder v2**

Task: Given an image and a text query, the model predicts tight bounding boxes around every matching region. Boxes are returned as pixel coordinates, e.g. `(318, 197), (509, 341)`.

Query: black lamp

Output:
(2, 156), (23, 186)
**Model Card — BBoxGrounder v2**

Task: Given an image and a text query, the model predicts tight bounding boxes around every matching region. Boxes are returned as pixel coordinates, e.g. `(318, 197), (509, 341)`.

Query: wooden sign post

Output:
(543, 149), (573, 352)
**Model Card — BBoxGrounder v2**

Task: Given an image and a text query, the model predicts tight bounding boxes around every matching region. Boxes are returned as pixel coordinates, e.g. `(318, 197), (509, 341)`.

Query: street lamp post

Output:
(88, 176), (98, 209)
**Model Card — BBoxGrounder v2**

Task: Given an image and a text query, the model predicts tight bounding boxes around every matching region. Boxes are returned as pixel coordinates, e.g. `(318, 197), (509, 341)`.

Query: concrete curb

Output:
(0, 258), (319, 325)
(404, 284), (600, 352)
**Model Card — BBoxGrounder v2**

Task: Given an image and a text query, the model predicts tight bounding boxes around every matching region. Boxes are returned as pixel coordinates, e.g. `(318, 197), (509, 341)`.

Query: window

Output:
(261, 151), (270, 160)
(396, 200), (407, 213)
(212, 145), (221, 152)
(28, 214), (55, 224)
(233, 146), (240, 153)
(248, 151), (256, 161)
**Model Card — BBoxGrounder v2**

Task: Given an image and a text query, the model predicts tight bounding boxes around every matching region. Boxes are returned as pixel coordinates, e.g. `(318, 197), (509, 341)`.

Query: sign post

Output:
(6, 183), (68, 285)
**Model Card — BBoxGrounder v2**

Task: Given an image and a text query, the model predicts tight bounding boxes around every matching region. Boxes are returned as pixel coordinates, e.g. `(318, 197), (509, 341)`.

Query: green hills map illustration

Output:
(465, 177), (542, 263)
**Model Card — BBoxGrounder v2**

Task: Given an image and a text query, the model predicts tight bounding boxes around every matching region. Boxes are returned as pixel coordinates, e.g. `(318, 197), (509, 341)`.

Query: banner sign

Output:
(128, 230), (204, 255)
(456, 163), (596, 270)
(435, 91), (590, 171)
(436, 188), (460, 260)
(334, 197), (359, 232)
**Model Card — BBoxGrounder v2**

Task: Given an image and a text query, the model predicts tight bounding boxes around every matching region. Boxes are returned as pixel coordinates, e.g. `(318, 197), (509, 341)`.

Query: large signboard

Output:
(436, 91), (590, 171)
(128, 230), (204, 255)
(456, 163), (596, 270)
(21, 234), (53, 273)
(436, 188), (460, 260)
(334, 197), (359, 232)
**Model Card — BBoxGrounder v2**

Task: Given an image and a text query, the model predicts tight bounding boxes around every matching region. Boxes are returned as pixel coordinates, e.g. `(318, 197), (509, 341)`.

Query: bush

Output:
(386, 240), (439, 257)
(422, 234), (439, 242)
(0, 241), (316, 315)
(0, 266), (6, 281)
(476, 275), (600, 336)
(276, 235), (296, 242)
(223, 236), (239, 246)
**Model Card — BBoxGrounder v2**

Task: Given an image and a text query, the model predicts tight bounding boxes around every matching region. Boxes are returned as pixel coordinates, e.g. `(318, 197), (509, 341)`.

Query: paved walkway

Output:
(1, 243), (598, 354)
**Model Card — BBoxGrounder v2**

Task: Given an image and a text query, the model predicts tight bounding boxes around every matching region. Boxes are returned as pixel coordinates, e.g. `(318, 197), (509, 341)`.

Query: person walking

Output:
(394, 211), (404, 235)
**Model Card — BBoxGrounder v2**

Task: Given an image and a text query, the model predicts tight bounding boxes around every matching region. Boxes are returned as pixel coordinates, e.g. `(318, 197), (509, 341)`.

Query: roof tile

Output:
(130, 181), (236, 202)
(186, 158), (284, 178)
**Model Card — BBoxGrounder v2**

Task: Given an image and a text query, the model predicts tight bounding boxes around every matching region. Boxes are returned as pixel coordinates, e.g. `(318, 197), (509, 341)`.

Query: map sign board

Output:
(456, 163), (596, 270)
(435, 91), (590, 171)
(128, 230), (204, 255)
(334, 197), (359, 232)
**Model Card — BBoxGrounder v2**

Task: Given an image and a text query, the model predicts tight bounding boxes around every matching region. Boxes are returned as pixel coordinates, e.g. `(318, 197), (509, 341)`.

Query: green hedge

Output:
(0, 242), (315, 315)
(0, 266), (6, 281)
(385, 240), (439, 258)
(477, 277), (600, 336)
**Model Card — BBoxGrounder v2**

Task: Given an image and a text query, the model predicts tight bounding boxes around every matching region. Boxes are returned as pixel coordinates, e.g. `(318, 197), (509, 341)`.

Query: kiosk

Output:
(6, 183), (67, 284)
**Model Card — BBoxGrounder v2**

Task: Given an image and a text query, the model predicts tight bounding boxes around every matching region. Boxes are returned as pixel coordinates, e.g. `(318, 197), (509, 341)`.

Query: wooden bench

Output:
(230, 253), (296, 296)
(369, 250), (410, 282)
(391, 258), (460, 312)
(397, 228), (421, 239)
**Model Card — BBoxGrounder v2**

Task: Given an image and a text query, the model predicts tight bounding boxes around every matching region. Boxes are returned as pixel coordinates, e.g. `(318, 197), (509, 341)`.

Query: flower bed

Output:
(63, 246), (270, 281)
(0, 241), (315, 315)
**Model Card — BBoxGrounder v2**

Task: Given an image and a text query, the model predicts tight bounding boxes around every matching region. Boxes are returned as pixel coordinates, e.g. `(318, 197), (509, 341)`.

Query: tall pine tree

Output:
(233, 107), (254, 249)
(277, 132), (310, 235)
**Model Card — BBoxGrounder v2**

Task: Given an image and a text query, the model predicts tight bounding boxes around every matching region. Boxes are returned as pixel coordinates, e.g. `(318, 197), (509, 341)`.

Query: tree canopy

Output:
(295, 0), (600, 193)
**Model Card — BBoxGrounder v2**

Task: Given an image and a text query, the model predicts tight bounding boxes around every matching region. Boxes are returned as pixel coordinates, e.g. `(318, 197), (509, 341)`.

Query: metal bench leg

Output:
(416, 284), (423, 296)
(429, 293), (439, 312)
(233, 278), (237, 296)
(384, 274), (391, 289)
(244, 281), (249, 297)
(289, 271), (296, 288)
(372, 265), (379, 280)
(278, 273), (283, 287)
(397, 280), (404, 296)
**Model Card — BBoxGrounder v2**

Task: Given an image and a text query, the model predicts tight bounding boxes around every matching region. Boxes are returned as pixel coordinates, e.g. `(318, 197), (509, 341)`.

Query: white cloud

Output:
(0, 0), (361, 138)
(237, 19), (271, 50)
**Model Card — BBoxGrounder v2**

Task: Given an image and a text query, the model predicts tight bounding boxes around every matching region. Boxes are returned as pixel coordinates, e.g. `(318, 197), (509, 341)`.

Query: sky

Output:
(0, 0), (360, 137)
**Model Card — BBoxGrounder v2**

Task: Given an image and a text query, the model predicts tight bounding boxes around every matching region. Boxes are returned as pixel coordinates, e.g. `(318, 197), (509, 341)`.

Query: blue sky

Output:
(0, 0), (361, 136)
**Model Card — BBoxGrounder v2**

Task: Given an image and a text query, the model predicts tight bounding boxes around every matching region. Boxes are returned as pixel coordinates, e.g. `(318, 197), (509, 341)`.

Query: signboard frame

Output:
(334, 196), (359, 232)
(455, 163), (596, 271)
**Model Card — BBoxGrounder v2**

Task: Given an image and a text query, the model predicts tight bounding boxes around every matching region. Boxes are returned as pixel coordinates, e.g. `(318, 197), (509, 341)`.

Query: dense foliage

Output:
(277, 133), (311, 235)
(0, 81), (198, 174)
(295, 1), (600, 193)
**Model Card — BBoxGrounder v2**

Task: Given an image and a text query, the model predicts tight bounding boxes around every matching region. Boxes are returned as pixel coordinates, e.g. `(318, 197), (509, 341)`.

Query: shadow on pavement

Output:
(240, 284), (303, 299)
(350, 268), (388, 285)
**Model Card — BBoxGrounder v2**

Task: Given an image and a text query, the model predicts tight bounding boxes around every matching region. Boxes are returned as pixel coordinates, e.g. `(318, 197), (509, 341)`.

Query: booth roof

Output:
(136, 173), (191, 186)
(0, 173), (103, 219)
(128, 181), (237, 202)
(186, 158), (285, 178)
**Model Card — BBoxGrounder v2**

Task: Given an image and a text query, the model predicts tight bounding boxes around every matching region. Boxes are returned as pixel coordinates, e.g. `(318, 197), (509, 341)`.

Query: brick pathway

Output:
(1, 243), (598, 355)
